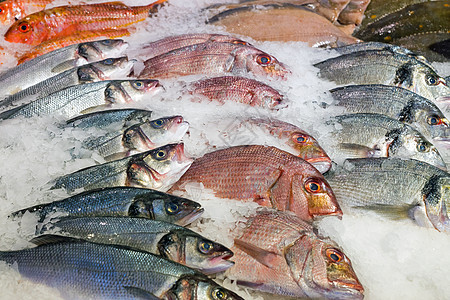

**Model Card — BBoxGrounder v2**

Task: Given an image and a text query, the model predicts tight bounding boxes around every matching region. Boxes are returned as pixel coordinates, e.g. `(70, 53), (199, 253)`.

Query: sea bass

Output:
(314, 49), (450, 102)
(169, 145), (341, 222)
(226, 209), (364, 299)
(138, 42), (289, 79)
(0, 57), (135, 110)
(0, 240), (243, 300)
(51, 143), (193, 193)
(326, 113), (447, 170)
(12, 187), (203, 226)
(188, 76), (286, 110)
(325, 158), (450, 232)
(329, 84), (449, 141)
(37, 217), (234, 274)
(4, 0), (167, 46)
(0, 79), (162, 120)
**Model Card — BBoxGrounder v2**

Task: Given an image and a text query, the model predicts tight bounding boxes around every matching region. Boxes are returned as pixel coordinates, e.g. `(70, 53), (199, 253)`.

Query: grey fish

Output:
(329, 84), (449, 141)
(0, 239), (244, 300)
(326, 113), (447, 170)
(51, 143), (193, 193)
(0, 39), (128, 98)
(0, 57), (135, 111)
(325, 157), (450, 232)
(0, 79), (162, 120)
(314, 49), (450, 102)
(11, 187), (203, 226)
(37, 217), (234, 274)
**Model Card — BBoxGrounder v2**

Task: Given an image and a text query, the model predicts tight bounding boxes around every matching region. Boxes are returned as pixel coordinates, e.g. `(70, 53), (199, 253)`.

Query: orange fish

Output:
(17, 28), (131, 64)
(5, 0), (167, 46)
(169, 145), (341, 222)
(0, 0), (53, 26)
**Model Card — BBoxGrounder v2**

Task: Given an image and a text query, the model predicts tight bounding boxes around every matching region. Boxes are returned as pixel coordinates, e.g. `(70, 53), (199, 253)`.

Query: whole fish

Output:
(188, 76), (286, 109)
(226, 209), (364, 299)
(139, 33), (252, 60)
(207, 4), (360, 47)
(51, 143), (193, 193)
(18, 29), (131, 64)
(0, 0), (53, 26)
(4, 0), (167, 46)
(0, 79), (162, 120)
(169, 145), (341, 222)
(138, 42), (289, 79)
(0, 41), (128, 98)
(83, 115), (189, 161)
(326, 113), (447, 170)
(325, 157), (450, 232)
(0, 57), (135, 110)
(12, 187), (203, 226)
(329, 84), (449, 141)
(314, 49), (450, 102)
(0, 240), (244, 300)
(37, 217), (234, 274)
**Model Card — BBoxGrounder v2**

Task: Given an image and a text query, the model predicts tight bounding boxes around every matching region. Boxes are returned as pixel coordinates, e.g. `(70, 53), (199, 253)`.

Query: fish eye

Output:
(101, 39), (112, 45)
(417, 142), (430, 152)
(132, 81), (144, 89)
(305, 179), (322, 193)
(151, 119), (165, 128)
(212, 288), (227, 300)
(326, 249), (343, 263)
(293, 134), (308, 144)
(0, 8), (3, 13)
(198, 240), (214, 254)
(165, 202), (180, 214)
(256, 54), (272, 65)
(426, 74), (439, 86)
(154, 149), (167, 160)
(427, 115), (442, 126)
(103, 58), (114, 65)
(18, 22), (31, 33)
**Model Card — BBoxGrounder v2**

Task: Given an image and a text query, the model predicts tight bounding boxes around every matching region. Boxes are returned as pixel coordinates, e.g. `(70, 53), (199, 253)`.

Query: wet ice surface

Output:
(0, 0), (449, 299)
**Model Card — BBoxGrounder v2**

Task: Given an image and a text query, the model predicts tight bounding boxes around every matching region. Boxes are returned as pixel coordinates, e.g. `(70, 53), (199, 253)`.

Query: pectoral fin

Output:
(352, 203), (422, 220)
(51, 59), (77, 74)
(338, 143), (379, 158)
(123, 286), (159, 300)
(234, 238), (278, 269)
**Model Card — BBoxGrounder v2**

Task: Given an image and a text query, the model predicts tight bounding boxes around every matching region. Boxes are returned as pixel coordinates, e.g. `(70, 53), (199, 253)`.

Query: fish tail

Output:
(147, 0), (168, 15)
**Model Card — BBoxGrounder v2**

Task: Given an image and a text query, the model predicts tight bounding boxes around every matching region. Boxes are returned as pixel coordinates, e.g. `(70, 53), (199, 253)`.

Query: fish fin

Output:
(352, 204), (421, 220)
(338, 143), (377, 158)
(234, 238), (278, 269)
(79, 105), (110, 115)
(51, 59), (77, 74)
(123, 286), (159, 300)
(235, 280), (264, 289)
(104, 152), (128, 161)
(0, 105), (26, 120)
(30, 234), (81, 246)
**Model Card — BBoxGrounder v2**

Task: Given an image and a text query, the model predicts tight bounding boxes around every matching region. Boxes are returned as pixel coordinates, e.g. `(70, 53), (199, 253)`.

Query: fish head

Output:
(285, 235), (364, 299)
(157, 230), (234, 273)
(78, 57), (134, 82)
(129, 193), (203, 225)
(232, 46), (290, 79)
(252, 85), (286, 109)
(77, 39), (129, 63)
(409, 65), (450, 102)
(4, 14), (48, 45)
(123, 116), (189, 151)
(104, 80), (162, 104)
(288, 131), (332, 173)
(422, 175), (450, 233)
(162, 275), (244, 300)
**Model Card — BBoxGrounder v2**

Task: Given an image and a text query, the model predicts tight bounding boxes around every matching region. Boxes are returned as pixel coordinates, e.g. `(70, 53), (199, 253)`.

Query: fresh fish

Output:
(314, 49), (450, 102)
(4, 0), (167, 46)
(207, 4), (360, 47)
(0, 0), (53, 26)
(138, 41), (289, 79)
(37, 217), (234, 274)
(83, 116), (189, 161)
(169, 145), (341, 222)
(139, 33), (252, 60)
(226, 209), (364, 299)
(0, 239), (243, 300)
(0, 79), (162, 120)
(51, 143), (193, 193)
(12, 186), (203, 226)
(0, 40), (128, 98)
(337, 0), (371, 25)
(188, 76), (286, 109)
(17, 29), (131, 64)
(0, 57), (135, 110)
(325, 157), (450, 232)
(329, 84), (449, 141)
(326, 113), (447, 170)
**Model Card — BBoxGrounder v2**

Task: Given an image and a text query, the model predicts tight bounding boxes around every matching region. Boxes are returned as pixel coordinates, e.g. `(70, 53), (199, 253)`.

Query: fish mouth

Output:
(333, 280), (365, 296)
(178, 207), (204, 226)
(200, 258), (235, 275)
(306, 158), (332, 174)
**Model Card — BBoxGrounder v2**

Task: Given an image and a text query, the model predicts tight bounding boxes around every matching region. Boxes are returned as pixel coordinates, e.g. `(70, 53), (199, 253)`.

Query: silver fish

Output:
(326, 113), (447, 170)
(325, 157), (450, 233)
(0, 39), (128, 98)
(37, 217), (234, 274)
(51, 143), (193, 193)
(0, 79), (162, 120)
(0, 240), (244, 300)
(0, 57), (135, 111)
(12, 187), (203, 226)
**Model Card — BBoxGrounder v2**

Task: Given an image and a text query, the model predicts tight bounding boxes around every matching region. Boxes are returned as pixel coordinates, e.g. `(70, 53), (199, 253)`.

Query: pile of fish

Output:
(0, 0), (448, 299)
